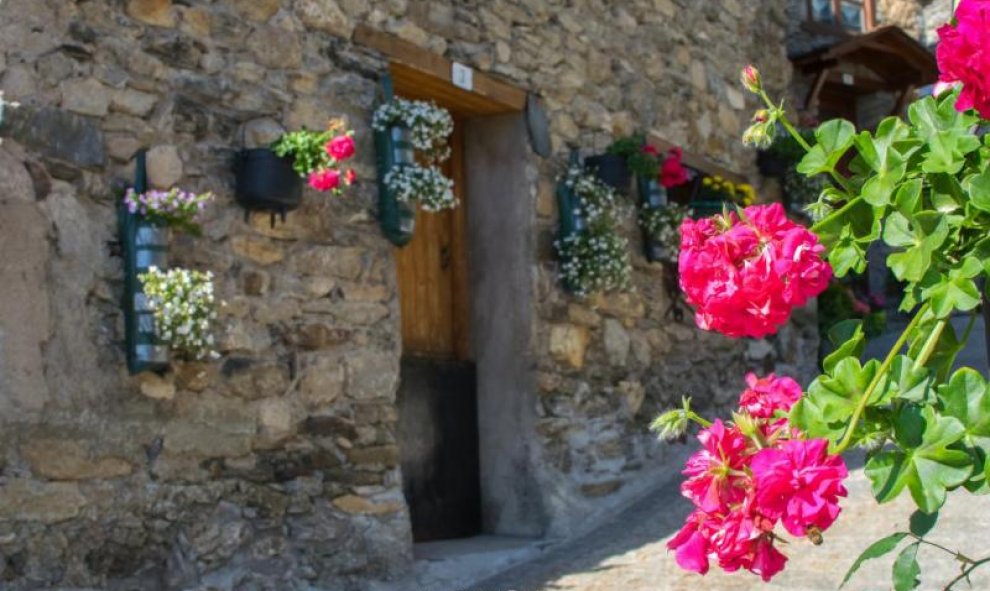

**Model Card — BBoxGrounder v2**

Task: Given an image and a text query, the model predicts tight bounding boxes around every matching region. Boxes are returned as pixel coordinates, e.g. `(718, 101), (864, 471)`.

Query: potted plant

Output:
(236, 122), (356, 224)
(123, 186), (214, 236)
(555, 166), (631, 297)
(692, 175), (757, 218)
(639, 203), (692, 265)
(139, 266), (219, 361)
(372, 98), (455, 245)
(583, 134), (646, 194)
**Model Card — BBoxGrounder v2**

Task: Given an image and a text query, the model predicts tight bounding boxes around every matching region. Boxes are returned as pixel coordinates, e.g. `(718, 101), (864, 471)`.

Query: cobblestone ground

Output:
(477, 317), (990, 591)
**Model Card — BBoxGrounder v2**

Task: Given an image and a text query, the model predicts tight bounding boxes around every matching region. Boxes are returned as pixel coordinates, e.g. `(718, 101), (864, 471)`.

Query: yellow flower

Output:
(737, 183), (757, 205)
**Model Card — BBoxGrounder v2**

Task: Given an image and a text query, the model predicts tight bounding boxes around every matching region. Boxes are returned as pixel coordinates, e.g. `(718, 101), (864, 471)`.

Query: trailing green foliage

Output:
(761, 88), (990, 590)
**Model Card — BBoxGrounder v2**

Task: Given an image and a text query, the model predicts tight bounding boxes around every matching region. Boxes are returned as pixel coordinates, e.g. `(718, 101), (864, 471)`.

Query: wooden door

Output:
(395, 117), (471, 361)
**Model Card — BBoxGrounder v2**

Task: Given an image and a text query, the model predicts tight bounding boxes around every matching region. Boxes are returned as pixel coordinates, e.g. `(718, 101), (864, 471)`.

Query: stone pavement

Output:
(466, 316), (990, 591)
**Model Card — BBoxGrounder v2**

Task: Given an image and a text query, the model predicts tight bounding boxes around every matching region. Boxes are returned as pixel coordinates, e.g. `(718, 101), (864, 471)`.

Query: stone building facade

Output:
(0, 1), (813, 589)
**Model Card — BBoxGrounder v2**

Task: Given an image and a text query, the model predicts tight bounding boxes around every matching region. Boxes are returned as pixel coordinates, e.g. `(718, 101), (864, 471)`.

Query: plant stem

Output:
(759, 91), (812, 152)
(828, 170), (857, 195)
(688, 412), (713, 429)
(911, 535), (975, 564)
(944, 556), (990, 590)
(833, 303), (931, 455)
(913, 317), (949, 372)
(809, 195), (864, 235)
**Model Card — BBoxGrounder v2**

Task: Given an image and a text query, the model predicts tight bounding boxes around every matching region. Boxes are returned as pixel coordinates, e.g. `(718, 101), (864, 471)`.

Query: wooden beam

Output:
(353, 25), (527, 114)
(646, 133), (747, 185)
(805, 66), (832, 111)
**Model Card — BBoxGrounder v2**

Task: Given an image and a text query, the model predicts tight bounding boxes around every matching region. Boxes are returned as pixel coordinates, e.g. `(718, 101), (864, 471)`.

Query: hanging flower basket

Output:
(234, 148), (303, 223)
(584, 152), (630, 193)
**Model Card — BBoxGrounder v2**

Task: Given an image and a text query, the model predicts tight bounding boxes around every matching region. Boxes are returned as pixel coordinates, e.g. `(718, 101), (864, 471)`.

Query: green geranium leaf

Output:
(884, 212), (950, 282)
(964, 168), (990, 213)
(938, 368), (990, 453)
(823, 321), (866, 374)
(796, 358), (882, 440)
(923, 130), (980, 175)
(892, 542), (921, 591)
(882, 356), (935, 404)
(828, 226), (868, 277)
(908, 510), (938, 537)
(894, 179), (923, 216)
(861, 173), (899, 207)
(923, 274), (982, 318)
(865, 406), (971, 513)
(840, 532), (908, 588)
(798, 119), (856, 176)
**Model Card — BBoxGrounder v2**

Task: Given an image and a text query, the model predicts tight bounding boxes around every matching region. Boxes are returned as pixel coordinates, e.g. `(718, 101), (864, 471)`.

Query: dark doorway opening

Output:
(397, 358), (481, 542)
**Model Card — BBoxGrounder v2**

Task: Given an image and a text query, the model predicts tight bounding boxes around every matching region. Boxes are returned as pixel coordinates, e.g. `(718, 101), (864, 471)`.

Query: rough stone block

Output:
(146, 144), (183, 188)
(295, 0), (354, 37)
(300, 354), (346, 408)
(580, 480), (623, 498)
(126, 0), (176, 27)
(21, 438), (134, 481)
(230, 235), (285, 266)
(603, 319), (631, 366)
(0, 479), (87, 523)
(332, 494), (403, 515)
(1, 106), (106, 168)
(61, 78), (112, 117)
(345, 351), (398, 401)
(549, 323), (589, 369)
(345, 445), (399, 470)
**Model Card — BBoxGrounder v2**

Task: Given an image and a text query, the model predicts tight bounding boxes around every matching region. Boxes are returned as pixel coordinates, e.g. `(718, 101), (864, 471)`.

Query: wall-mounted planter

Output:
(584, 152), (630, 194)
(234, 148), (302, 226)
(119, 151), (170, 374)
(638, 175), (669, 263)
(375, 123), (418, 247)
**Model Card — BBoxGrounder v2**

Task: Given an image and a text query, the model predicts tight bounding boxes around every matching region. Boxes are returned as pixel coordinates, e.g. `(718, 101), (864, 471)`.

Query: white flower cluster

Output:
(384, 165), (457, 212)
(373, 98), (454, 163)
(639, 203), (692, 264)
(139, 266), (219, 360)
(556, 166), (631, 297)
(564, 166), (619, 228)
(555, 230), (632, 298)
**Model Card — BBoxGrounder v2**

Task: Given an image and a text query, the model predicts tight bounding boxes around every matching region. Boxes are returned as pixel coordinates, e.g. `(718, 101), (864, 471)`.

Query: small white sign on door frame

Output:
(452, 62), (474, 92)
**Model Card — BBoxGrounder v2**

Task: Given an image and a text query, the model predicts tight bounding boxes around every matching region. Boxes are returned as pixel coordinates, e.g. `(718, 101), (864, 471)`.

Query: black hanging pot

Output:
(584, 153), (630, 194)
(234, 148), (303, 225)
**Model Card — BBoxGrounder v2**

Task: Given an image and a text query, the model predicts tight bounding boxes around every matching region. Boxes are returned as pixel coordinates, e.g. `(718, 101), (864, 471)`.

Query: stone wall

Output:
(0, 0), (811, 588)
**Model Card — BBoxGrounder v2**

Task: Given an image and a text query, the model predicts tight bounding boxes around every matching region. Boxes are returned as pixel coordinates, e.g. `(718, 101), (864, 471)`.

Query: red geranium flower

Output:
(936, 0), (990, 118)
(308, 169), (341, 192)
(327, 134), (356, 161)
(660, 147), (690, 188)
(750, 438), (848, 537)
(678, 204), (832, 338)
(681, 420), (751, 512)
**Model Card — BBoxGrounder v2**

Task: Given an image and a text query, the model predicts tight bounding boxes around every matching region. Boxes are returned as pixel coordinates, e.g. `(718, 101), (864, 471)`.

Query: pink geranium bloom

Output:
(667, 510), (712, 575)
(660, 147), (690, 188)
(936, 0), (990, 118)
(751, 438), (848, 537)
(327, 134), (356, 160)
(670, 504), (788, 582)
(738, 373), (803, 419)
(308, 169), (341, 192)
(345, 169), (357, 185)
(678, 203), (832, 338)
(681, 420), (751, 512)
